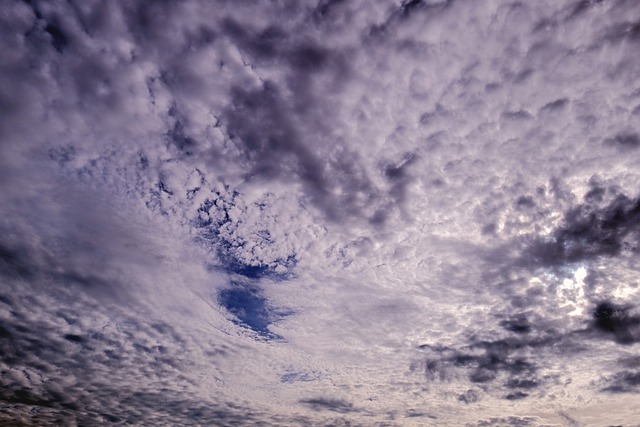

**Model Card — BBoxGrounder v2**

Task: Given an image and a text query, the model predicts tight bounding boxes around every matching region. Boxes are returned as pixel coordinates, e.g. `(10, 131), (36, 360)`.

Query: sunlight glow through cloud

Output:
(558, 265), (588, 317)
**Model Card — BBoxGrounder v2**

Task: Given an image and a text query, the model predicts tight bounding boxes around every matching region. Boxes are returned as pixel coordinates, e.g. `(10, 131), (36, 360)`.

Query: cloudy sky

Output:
(2, 0), (640, 425)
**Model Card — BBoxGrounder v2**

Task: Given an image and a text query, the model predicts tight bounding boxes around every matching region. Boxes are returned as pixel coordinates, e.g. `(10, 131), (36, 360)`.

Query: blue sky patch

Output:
(218, 284), (291, 339)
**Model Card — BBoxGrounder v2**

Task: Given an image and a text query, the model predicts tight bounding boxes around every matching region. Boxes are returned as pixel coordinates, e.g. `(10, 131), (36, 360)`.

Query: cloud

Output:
(602, 370), (640, 394)
(299, 397), (357, 414)
(592, 301), (640, 344)
(470, 416), (537, 427)
(0, 271), (250, 426)
(523, 190), (640, 267)
(3, 0), (640, 425)
(605, 132), (640, 149)
(415, 329), (554, 401)
(222, 81), (332, 208)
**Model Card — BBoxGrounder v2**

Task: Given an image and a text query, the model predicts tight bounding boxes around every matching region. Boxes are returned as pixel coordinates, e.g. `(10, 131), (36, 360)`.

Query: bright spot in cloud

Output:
(558, 266), (587, 317)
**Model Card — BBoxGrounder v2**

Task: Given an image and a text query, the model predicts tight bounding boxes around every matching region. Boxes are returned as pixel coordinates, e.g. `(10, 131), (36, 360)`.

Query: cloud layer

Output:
(2, 0), (640, 425)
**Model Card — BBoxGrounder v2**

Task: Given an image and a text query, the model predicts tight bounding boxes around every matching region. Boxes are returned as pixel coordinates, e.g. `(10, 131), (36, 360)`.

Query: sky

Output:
(1, 0), (640, 425)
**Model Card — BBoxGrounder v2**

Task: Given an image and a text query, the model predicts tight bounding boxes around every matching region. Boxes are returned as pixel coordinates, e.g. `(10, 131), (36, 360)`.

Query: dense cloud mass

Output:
(2, 0), (640, 425)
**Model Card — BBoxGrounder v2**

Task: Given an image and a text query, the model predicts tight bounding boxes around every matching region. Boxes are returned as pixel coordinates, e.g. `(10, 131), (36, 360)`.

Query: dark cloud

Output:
(0, 243), (34, 279)
(418, 180), (640, 402)
(0, 387), (277, 426)
(299, 397), (357, 414)
(222, 16), (333, 73)
(472, 416), (536, 427)
(523, 191), (640, 267)
(288, 43), (330, 72)
(515, 196), (536, 209)
(225, 81), (326, 186)
(166, 113), (199, 157)
(605, 20), (640, 43)
(584, 184), (606, 203)
(383, 153), (418, 205)
(399, 0), (452, 18)
(400, 0), (425, 16)
(3, 0), (380, 227)
(22, 1), (74, 54)
(417, 335), (545, 397)
(44, 21), (69, 53)
(505, 378), (539, 389)
(457, 389), (480, 404)
(503, 391), (529, 400)
(602, 370), (640, 394)
(414, 303), (604, 401)
(222, 18), (285, 61)
(566, 0), (606, 21)
(313, 0), (348, 23)
(123, 1), (190, 52)
(605, 132), (640, 149)
(540, 98), (569, 112)
(502, 110), (533, 120)
(222, 80), (382, 221)
(499, 315), (532, 334)
(592, 301), (640, 344)
(0, 177), (153, 304)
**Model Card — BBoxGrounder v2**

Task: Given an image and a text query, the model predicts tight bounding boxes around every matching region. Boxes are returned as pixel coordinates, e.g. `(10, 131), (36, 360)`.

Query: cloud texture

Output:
(2, 0), (640, 425)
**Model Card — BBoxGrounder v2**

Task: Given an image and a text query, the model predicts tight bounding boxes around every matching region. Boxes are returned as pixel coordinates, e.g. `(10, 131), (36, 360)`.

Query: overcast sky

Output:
(2, 0), (640, 425)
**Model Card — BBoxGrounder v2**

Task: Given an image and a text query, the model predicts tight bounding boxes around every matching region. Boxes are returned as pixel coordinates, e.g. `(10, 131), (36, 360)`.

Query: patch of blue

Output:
(226, 262), (271, 279)
(208, 255), (297, 280)
(219, 286), (270, 335)
(218, 284), (292, 339)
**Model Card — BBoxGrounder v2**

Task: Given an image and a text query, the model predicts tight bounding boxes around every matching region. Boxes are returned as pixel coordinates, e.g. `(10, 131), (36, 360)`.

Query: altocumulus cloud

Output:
(2, 0), (640, 425)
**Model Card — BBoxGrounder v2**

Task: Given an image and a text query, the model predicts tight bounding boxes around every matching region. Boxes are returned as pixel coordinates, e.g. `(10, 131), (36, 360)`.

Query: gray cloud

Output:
(0, 277), (230, 425)
(520, 189), (640, 268)
(602, 370), (640, 394)
(299, 397), (357, 414)
(592, 301), (640, 345)
(471, 416), (537, 427)
(416, 329), (557, 401)
(223, 81), (330, 200)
